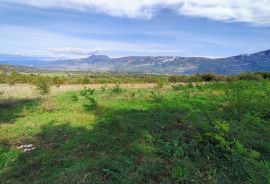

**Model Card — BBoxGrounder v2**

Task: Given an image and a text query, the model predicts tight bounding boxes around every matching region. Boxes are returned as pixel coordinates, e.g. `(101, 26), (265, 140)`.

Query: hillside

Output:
(0, 64), (42, 73)
(1, 50), (270, 74)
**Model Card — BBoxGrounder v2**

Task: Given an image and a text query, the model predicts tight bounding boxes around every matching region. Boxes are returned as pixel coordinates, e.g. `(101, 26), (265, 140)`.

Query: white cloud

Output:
(6, 0), (270, 25)
(46, 47), (103, 56)
(0, 26), (186, 58)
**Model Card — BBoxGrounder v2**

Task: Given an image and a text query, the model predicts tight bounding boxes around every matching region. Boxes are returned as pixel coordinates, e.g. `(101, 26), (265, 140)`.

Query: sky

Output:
(0, 0), (270, 59)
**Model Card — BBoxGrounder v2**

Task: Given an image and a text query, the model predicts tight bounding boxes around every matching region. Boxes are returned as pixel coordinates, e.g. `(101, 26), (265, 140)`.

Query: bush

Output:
(52, 76), (64, 88)
(111, 84), (123, 94)
(80, 87), (95, 97)
(201, 73), (225, 81)
(171, 166), (188, 182)
(171, 84), (184, 91)
(150, 90), (163, 102)
(154, 79), (165, 90)
(42, 100), (57, 112)
(80, 87), (97, 110)
(70, 93), (78, 101)
(35, 77), (51, 95)
(82, 77), (90, 84)
(0, 90), (4, 97)
(100, 85), (107, 92)
(238, 73), (264, 81)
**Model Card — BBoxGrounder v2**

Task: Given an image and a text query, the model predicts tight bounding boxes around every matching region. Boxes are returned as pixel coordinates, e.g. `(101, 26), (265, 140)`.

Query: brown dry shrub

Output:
(42, 100), (57, 112)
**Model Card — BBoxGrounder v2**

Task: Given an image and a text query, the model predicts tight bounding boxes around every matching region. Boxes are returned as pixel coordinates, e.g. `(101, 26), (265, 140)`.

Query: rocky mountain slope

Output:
(0, 50), (270, 74)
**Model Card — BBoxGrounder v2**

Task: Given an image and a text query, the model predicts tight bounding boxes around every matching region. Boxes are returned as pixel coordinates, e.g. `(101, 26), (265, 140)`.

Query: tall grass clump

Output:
(80, 87), (97, 110)
(111, 84), (123, 94)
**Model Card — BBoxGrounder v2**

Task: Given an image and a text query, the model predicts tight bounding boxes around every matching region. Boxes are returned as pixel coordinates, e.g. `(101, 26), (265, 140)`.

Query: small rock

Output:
(17, 144), (36, 152)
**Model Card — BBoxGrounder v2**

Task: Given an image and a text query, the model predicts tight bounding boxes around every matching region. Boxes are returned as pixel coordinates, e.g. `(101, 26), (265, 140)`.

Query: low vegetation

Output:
(1, 70), (270, 85)
(0, 79), (270, 183)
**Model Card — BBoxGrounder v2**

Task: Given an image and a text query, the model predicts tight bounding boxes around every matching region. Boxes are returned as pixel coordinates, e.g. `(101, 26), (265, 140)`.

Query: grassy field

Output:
(0, 81), (270, 183)
(0, 83), (156, 99)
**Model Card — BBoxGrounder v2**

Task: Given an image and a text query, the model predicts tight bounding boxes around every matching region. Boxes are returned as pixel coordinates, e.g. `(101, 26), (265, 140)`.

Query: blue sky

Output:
(0, 0), (270, 59)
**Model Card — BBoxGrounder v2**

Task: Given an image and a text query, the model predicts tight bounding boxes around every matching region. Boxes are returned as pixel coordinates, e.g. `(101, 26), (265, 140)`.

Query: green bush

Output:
(35, 77), (51, 95)
(150, 90), (163, 102)
(100, 85), (107, 92)
(80, 87), (97, 110)
(171, 166), (188, 182)
(52, 76), (64, 88)
(171, 84), (184, 91)
(238, 73), (264, 81)
(111, 84), (123, 94)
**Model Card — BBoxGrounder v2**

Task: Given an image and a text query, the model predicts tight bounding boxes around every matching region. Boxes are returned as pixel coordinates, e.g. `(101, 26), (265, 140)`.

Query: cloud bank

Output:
(46, 47), (103, 56)
(6, 0), (270, 25)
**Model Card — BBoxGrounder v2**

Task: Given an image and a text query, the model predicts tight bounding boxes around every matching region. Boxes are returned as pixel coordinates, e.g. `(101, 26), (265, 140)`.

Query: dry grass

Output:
(0, 83), (157, 100)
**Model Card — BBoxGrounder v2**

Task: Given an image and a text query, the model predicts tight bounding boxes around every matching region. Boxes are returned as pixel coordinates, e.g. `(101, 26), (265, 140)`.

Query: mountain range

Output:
(0, 49), (270, 75)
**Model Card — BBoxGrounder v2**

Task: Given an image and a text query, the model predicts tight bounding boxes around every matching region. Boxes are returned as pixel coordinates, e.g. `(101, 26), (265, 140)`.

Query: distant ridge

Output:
(0, 49), (270, 74)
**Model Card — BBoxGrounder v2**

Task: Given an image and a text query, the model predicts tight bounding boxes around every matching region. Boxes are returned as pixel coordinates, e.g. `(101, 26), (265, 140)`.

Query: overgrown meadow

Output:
(0, 80), (270, 183)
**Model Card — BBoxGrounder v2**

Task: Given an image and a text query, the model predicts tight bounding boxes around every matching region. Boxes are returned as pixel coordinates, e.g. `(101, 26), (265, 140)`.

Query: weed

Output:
(70, 93), (78, 101)
(80, 87), (97, 111)
(154, 79), (165, 91)
(42, 100), (57, 112)
(150, 90), (163, 102)
(100, 85), (107, 92)
(171, 166), (188, 182)
(171, 84), (183, 91)
(0, 90), (4, 97)
(80, 87), (95, 97)
(111, 84), (123, 94)
(1, 80), (270, 183)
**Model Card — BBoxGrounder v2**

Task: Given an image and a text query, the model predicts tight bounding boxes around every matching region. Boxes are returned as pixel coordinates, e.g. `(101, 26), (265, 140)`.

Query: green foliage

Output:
(239, 73), (264, 80)
(187, 82), (194, 88)
(80, 87), (95, 97)
(100, 85), (107, 92)
(154, 78), (165, 90)
(70, 93), (78, 101)
(80, 87), (97, 110)
(0, 71), (270, 85)
(1, 80), (270, 183)
(171, 166), (188, 181)
(171, 84), (184, 91)
(82, 77), (90, 84)
(35, 77), (51, 95)
(111, 84), (123, 94)
(150, 90), (163, 102)
(52, 76), (64, 88)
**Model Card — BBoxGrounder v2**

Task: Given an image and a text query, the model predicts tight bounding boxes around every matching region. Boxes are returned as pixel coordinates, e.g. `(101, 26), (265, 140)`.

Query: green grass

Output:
(0, 81), (270, 183)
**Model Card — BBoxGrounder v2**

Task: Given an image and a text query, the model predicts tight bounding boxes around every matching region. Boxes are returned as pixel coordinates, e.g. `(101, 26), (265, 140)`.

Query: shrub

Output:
(80, 87), (95, 97)
(154, 79), (165, 90)
(187, 82), (193, 88)
(70, 93), (78, 101)
(257, 72), (270, 79)
(111, 84), (123, 94)
(82, 77), (90, 84)
(80, 87), (97, 110)
(42, 100), (56, 112)
(35, 77), (51, 95)
(52, 76), (64, 88)
(83, 96), (97, 111)
(238, 73), (264, 81)
(171, 166), (188, 182)
(201, 73), (225, 81)
(150, 90), (163, 102)
(0, 90), (4, 97)
(171, 84), (184, 91)
(100, 85), (107, 92)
